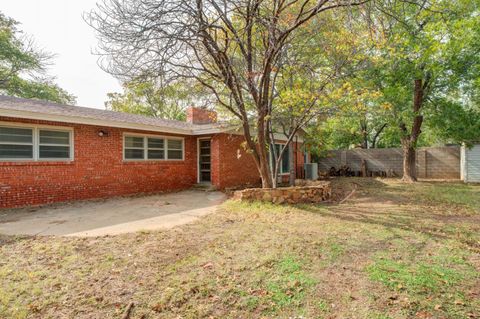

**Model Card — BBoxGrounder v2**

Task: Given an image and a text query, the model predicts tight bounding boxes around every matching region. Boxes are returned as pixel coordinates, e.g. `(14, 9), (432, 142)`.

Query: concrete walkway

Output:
(0, 190), (227, 237)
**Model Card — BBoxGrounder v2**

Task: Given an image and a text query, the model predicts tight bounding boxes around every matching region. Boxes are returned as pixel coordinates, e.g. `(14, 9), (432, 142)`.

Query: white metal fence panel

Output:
(463, 144), (480, 183)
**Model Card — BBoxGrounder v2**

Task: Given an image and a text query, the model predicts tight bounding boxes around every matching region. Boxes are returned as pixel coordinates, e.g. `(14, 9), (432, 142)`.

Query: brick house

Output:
(0, 96), (308, 209)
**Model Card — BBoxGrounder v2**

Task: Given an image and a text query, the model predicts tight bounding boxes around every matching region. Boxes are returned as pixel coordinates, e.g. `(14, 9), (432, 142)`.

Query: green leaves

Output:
(105, 79), (209, 121)
(311, 0), (480, 153)
(0, 12), (75, 104)
(427, 99), (480, 145)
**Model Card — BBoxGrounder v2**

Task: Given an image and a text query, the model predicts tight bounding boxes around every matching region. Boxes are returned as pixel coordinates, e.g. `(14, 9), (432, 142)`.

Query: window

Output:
(124, 134), (183, 161)
(0, 124), (72, 161)
(270, 143), (290, 174)
(167, 139), (183, 160)
(39, 130), (71, 159)
(0, 127), (34, 159)
(148, 138), (165, 159)
(124, 136), (144, 159)
(281, 146), (290, 173)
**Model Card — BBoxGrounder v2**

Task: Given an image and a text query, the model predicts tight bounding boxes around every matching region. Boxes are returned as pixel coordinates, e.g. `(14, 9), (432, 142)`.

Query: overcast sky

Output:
(2, 0), (122, 109)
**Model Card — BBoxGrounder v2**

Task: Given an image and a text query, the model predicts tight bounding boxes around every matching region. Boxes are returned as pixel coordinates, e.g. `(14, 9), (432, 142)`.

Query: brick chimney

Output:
(186, 106), (217, 124)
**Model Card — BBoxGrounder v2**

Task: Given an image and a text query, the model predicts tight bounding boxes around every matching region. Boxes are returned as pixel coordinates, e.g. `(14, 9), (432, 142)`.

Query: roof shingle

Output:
(0, 95), (225, 134)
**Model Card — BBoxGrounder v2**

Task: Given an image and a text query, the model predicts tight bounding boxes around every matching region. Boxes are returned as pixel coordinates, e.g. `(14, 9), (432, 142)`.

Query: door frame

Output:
(197, 137), (212, 183)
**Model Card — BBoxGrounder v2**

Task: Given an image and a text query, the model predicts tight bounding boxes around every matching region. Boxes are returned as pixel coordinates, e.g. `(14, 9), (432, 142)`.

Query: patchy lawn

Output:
(1, 178), (479, 319)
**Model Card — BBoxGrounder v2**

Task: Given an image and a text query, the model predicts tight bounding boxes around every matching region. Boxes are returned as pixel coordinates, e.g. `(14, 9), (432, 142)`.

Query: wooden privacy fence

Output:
(317, 146), (461, 179)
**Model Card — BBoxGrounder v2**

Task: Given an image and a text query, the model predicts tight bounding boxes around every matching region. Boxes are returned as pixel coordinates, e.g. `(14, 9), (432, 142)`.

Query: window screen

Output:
(39, 130), (71, 159)
(281, 147), (290, 173)
(0, 127), (34, 159)
(124, 135), (184, 161)
(147, 138), (165, 159)
(124, 136), (145, 159)
(167, 139), (183, 160)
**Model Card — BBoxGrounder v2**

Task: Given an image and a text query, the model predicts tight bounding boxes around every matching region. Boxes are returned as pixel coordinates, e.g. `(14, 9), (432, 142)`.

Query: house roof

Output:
(0, 95), (228, 135)
(0, 96), (305, 141)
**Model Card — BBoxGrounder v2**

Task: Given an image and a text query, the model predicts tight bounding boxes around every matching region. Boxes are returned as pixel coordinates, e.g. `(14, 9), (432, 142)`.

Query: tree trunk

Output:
(361, 159), (368, 177)
(260, 161), (273, 188)
(257, 117), (273, 188)
(371, 123), (387, 149)
(400, 79), (424, 182)
(401, 140), (417, 182)
(361, 120), (368, 149)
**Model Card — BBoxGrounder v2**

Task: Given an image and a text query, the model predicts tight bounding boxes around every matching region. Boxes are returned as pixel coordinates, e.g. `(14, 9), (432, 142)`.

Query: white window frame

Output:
(146, 137), (165, 160)
(166, 138), (184, 160)
(38, 129), (73, 161)
(0, 126), (34, 160)
(123, 132), (185, 161)
(0, 122), (74, 162)
(124, 135), (146, 160)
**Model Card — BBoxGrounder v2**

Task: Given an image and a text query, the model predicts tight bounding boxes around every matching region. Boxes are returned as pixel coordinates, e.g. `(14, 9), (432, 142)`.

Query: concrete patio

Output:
(0, 190), (227, 237)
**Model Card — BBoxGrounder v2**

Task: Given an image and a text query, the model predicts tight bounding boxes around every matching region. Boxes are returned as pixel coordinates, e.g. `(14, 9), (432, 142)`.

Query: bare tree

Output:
(86, 0), (376, 188)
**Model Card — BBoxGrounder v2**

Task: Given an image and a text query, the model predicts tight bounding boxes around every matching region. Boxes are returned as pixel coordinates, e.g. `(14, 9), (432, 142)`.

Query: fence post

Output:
(361, 159), (368, 177)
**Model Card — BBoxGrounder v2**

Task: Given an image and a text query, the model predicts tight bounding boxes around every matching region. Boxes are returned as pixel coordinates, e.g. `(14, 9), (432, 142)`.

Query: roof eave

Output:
(0, 108), (304, 140)
(0, 108), (194, 136)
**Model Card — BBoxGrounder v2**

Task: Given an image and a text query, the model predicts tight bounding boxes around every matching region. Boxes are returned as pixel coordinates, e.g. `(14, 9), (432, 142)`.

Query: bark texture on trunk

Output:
(361, 120), (368, 149)
(401, 142), (417, 182)
(256, 116), (273, 188)
(371, 123), (387, 149)
(258, 148), (273, 188)
(400, 79), (425, 182)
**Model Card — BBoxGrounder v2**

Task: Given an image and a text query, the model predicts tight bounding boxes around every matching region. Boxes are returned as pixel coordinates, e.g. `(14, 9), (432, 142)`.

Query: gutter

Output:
(0, 108), (232, 136)
(0, 108), (305, 141)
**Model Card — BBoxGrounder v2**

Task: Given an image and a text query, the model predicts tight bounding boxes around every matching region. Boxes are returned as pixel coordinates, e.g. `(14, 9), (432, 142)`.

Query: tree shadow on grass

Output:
(331, 177), (480, 214)
(300, 179), (480, 251)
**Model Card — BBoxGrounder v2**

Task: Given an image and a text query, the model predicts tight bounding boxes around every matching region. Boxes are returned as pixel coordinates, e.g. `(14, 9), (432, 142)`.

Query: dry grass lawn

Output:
(1, 178), (479, 319)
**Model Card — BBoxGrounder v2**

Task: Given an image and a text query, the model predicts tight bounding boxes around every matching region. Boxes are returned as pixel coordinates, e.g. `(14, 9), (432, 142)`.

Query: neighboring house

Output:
(0, 96), (307, 208)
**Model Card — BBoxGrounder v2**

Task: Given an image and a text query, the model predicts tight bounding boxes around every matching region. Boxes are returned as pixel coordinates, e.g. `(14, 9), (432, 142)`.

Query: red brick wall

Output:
(210, 133), (305, 189)
(211, 134), (262, 189)
(0, 117), (307, 208)
(0, 117), (197, 208)
(210, 135), (221, 186)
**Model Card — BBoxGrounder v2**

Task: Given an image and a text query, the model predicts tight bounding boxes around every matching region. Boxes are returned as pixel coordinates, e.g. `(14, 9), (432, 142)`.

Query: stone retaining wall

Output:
(233, 182), (331, 204)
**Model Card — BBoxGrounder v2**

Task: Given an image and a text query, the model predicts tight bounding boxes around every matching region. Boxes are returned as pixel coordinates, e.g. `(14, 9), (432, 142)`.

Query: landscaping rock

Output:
(233, 182), (331, 204)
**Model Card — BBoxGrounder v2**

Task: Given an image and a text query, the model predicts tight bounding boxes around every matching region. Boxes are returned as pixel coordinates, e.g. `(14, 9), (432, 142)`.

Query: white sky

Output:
(2, 0), (122, 109)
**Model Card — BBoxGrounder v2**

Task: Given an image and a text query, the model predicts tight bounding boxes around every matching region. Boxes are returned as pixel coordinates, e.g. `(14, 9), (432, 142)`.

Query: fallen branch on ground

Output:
(339, 184), (358, 204)
(122, 302), (134, 319)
